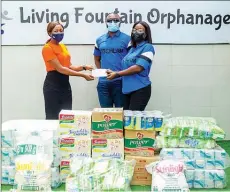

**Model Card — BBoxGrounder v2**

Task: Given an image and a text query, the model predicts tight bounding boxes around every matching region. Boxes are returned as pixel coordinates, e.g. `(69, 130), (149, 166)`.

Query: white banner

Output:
(2, 1), (230, 45)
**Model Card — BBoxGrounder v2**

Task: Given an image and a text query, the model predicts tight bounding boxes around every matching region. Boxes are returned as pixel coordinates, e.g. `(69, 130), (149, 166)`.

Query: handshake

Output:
(82, 67), (118, 81)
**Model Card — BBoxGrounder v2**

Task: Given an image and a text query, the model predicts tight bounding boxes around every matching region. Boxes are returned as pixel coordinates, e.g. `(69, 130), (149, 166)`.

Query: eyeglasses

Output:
(106, 19), (120, 23)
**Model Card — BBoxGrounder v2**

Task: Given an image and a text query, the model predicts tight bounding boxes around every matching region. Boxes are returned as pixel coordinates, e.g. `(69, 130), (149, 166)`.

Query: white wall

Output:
(2, 44), (230, 139)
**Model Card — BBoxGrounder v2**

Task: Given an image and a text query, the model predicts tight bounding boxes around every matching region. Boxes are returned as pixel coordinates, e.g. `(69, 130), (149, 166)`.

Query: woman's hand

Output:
(83, 74), (94, 81)
(106, 69), (119, 80)
(84, 65), (94, 71)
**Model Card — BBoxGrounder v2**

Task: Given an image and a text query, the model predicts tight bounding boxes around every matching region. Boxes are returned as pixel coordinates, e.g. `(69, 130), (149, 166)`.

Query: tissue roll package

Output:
(66, 157), (136, 191)
(51, 167), (62, 189)
(59, 110), (92, 137)
(160, 147), (230, 170)
(146, 160), (189, 192)
(2, 166), (15, 185)
(161, 116), (225, 140)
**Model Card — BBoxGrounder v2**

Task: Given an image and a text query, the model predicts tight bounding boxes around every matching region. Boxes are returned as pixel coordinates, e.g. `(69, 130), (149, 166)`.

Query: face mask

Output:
(107, 22), (120, 32)
(131, 32), (146, 43)
(51, 33), (64, 43)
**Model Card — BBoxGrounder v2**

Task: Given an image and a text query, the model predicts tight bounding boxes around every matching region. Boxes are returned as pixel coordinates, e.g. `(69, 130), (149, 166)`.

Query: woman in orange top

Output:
(42, 21), (94, 120)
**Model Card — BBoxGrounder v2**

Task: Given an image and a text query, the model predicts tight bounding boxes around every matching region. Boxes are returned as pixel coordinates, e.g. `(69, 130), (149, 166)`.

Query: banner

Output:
(2, 1), (230, 45)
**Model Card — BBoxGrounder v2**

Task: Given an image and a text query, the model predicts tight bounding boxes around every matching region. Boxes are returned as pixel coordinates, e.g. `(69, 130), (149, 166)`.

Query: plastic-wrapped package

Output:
(146, 160), (189, 192)
(11, 129), (53, 192)
(160, 147), (230, 170)
(66, 157), (136, 192)
(161, 117), (225, 140)
(155, 135), (217, 149)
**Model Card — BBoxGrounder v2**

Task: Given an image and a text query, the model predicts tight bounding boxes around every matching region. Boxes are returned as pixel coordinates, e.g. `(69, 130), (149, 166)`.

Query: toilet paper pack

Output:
(195, 160), (205, 169)
(215, 170), (227, 188)
(1, 166), (15, 185)
(215, 148), (227, 169)
(51, 167), (62, 188)
(52, 147), (61, 167)
(59, 110), (92, 138)
(204, 170), (215, 188)
(194, 170), (205, 188)
(1, 130), (15, 148)
(2, 148), (17, 166)
(185, 170), (194, 188)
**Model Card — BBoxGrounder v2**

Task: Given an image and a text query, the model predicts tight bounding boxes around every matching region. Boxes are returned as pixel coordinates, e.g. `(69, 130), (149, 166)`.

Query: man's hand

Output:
(83, 74), (94, 81)
(106, 69), (119, 80)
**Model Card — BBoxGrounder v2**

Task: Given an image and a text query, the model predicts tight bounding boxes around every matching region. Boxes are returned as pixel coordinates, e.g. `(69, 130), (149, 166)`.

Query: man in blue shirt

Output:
(93, 13), (130, 108)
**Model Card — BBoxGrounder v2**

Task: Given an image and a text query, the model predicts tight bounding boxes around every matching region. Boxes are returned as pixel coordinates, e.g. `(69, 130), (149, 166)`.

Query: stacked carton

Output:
(156, 116), (228, 189)
(91, 108), (124, 159)
(58, 110), (92, 182)
(124, 110), (160, 185)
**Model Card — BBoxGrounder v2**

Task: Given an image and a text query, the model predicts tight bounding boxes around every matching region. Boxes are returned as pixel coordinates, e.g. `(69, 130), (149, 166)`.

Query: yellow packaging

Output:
(92, 108), (123, 139)
(124, 130), (155, 157)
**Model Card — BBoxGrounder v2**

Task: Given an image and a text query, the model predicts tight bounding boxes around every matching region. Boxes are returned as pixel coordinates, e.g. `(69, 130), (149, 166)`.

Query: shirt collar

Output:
(106, 30), (121, 38)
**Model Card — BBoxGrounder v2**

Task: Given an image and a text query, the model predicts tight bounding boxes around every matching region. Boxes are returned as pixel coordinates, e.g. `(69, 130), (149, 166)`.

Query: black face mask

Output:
(131, 32), (146, 43)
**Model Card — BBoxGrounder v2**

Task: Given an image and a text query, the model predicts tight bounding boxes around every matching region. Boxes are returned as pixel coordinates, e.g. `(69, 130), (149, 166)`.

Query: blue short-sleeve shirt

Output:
(93, 30), (131, 82)
(121, 41), (155, 94)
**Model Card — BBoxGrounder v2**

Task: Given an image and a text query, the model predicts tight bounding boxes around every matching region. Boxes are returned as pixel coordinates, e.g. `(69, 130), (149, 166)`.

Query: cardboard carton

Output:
(125, 155), (160, 185)
(125, 130), (155, 157)
(92, 108), (123, 139)
(92, 138), (124, 159)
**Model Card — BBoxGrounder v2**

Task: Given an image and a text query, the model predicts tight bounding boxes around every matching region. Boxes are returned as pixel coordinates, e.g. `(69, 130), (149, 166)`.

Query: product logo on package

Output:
(136, 132), (144, 140)
(103, 114), (112, 122)
(1, 10), (13, 35)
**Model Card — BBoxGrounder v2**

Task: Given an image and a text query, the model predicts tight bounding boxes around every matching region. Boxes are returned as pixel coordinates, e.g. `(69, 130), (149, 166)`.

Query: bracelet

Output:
(82, 65), (86, 70)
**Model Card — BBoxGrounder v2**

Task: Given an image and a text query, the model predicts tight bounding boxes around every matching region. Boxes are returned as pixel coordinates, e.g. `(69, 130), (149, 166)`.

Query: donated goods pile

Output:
(1, 110), (229, 192)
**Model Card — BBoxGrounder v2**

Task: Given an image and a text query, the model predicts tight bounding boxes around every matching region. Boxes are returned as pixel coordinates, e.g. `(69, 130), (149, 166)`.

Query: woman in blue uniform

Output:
(106, 21), (155, 111)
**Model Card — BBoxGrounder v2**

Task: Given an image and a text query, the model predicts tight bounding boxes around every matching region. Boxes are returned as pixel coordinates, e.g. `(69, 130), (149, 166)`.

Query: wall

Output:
(2, 44), (230, 139)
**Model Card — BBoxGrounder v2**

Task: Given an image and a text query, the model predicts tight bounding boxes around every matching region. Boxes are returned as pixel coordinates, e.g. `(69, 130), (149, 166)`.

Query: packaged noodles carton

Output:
(60, 160), (70, 182)
(125, 130), (155, 157)
(59, 110), (92, 137)
(59, 137), (91, 158)
(92, 138), (124, 159)
(125, 155), (160, 185)
(92, 108), (123, 139)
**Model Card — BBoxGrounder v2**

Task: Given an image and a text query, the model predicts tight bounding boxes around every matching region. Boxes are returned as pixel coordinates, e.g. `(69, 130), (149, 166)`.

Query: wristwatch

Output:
(82, 65), (86, 70)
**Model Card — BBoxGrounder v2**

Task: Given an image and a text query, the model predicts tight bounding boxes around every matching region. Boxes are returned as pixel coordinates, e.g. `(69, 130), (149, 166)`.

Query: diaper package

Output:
(52, 147), (61, 167)
(59, 110), (92, 137)
(12, 129), (53, 192)
(66, 157), (136, 191)
(185, 169), (227, 189)
(160, 147), (230, 170)
(161, 116), (225, 140)
(146, 160), (189, 192)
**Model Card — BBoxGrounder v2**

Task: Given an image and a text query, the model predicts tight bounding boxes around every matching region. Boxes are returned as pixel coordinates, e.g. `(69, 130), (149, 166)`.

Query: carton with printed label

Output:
(125, 130), (155, 157)
(59, 110), (92, 138)
(92, 138), (124, 159)
(125, 155), (159, 185)
(59, 137), (91, 159)
(60, 160), (70, 182)
(92, 108), (123, 139)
